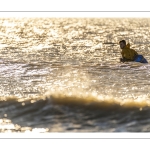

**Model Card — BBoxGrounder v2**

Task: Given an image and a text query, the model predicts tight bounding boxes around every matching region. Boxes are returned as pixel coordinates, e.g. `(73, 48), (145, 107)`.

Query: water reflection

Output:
(0, 18), (150, 132)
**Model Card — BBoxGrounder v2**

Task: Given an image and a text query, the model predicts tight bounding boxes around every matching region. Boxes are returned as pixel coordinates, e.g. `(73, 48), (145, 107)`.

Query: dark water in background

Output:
(0, 18), (150, 132)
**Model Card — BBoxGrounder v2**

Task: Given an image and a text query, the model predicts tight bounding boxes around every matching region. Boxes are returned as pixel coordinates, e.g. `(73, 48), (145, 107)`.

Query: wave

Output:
(1, 91), (150, 112)
(49, 94), (150, 109)
(0, 92), (150, 132)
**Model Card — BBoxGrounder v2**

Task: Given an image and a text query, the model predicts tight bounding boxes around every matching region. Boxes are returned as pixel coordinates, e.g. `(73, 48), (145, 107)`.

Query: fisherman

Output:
(119, 40), (148, 63)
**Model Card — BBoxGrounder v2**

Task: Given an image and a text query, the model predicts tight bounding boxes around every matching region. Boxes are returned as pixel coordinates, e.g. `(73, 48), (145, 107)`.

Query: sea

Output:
(0, 17), (150, 133)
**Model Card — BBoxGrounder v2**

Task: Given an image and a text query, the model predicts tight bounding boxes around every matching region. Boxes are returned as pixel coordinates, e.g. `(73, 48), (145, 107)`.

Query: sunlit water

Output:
(0, 18), (150, 132)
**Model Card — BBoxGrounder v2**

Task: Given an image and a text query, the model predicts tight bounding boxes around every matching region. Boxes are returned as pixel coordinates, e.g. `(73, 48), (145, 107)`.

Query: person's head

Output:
(119, 40), (126, 49)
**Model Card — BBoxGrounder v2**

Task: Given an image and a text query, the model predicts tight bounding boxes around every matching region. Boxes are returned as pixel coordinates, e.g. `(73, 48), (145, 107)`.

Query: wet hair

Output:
(119, 40), (126, 45)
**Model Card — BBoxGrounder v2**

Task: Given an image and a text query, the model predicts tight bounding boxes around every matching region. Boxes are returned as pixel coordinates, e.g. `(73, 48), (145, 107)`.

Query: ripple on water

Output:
(0, 18), (150, 132)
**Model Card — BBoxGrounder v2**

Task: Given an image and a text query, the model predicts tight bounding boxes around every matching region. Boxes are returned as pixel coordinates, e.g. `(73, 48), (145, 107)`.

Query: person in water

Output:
(119, 40), (148, 63)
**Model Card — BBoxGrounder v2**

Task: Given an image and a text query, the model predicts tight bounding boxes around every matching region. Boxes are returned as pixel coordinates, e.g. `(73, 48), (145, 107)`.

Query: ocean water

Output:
(0, 18), (150, 133)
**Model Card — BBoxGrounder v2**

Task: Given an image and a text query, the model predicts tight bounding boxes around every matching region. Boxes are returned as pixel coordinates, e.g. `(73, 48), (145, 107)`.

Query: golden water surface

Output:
(0, 18), (150, 132)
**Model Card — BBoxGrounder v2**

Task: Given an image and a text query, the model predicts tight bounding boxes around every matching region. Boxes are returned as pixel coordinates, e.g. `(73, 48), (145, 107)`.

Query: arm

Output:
(121, 51), (124, 58)
(120, 51), (126, 62)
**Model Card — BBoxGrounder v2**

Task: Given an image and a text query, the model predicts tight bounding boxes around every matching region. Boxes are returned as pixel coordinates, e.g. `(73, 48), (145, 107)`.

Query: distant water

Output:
(0, 18), (150, 132)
